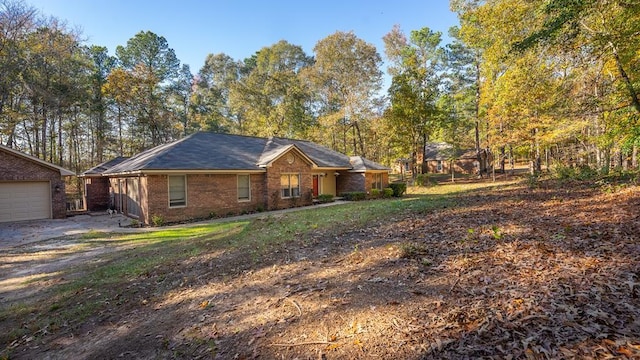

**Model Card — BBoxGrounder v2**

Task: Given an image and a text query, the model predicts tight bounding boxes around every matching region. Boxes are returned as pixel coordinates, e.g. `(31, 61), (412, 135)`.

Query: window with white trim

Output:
(237, 174), (251, 201)
(281, 173), (300, 198)
(436, 160), (443, 172)
(168, 175), (186, 207)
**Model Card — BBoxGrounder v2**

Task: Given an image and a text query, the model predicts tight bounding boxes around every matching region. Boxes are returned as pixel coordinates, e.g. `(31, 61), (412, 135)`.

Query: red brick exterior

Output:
(336, 171), (389, 195)
(142, 173), (266, 224)
(84, 176), (110, 211)
(264, 152), (314, 210)
(0, 149), (67, 219)
(336, 172), (365, 194)
(425, 159), (478, 175)
(364, 172), (390, 191)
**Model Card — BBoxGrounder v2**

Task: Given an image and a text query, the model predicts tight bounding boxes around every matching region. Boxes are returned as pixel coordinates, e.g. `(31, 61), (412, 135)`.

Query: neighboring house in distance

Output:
(79, 156), (129, 211)
(84, 132), (390, 224)
(0, 144), (75, 222)
(422, 142), (492, 175)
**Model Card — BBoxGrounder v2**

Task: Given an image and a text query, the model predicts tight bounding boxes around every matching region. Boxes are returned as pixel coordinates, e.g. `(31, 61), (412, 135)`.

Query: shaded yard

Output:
(1, 177), (639, 359)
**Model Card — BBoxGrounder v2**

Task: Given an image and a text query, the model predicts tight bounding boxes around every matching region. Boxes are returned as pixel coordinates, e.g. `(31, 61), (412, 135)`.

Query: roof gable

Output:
(257, 143), (317, 167)
(0, 144), (75, 176)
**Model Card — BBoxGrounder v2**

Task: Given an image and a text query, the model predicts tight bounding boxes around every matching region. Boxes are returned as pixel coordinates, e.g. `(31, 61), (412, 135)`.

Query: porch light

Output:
(334, 172), (340, 176)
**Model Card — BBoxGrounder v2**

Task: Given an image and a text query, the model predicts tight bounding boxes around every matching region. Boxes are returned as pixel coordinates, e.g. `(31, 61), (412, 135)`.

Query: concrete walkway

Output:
(0, 201), (348, 250)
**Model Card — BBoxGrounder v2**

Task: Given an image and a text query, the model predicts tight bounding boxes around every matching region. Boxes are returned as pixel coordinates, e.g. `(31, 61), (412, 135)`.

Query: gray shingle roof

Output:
(102, 132), (389, 174)
(80, 156), (129, 176)
(424, 142), (478, 160)
(349, 156), (391, 172)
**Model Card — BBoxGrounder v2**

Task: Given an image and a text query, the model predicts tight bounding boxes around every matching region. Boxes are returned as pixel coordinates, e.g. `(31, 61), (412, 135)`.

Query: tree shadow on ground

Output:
(3, 179), (640, 359)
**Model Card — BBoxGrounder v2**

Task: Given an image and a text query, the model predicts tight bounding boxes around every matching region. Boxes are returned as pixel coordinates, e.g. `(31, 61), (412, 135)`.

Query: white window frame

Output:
(237, 174), (251, 202)
(168, 175), (187, 208)
(281, 173), (301, 199)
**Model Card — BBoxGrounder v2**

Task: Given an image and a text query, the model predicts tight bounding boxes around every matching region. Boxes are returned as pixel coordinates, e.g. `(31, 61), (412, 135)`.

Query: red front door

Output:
(312, 175), (319, 197)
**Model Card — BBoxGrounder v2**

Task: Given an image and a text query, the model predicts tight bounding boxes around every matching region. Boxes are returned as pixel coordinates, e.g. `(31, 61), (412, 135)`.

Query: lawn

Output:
(1, 175), (639, 359)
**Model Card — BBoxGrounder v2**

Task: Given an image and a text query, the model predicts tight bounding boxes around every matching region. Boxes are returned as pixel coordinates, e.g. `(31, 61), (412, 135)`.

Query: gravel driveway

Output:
(0, 213), (135, 250)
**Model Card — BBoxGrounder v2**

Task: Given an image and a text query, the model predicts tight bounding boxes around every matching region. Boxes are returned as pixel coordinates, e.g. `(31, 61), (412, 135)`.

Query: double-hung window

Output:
(168, 175), (186, 207)
(281, 173), (300, 198)
(237, 174), (251, 201)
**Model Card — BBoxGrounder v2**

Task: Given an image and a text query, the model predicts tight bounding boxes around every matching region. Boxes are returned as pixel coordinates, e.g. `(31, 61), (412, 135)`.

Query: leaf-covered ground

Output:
(2, 178), (640, 359)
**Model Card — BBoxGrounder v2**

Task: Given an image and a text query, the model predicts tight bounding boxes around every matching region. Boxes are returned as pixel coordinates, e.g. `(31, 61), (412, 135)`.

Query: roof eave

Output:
(104, 169), (266, 176)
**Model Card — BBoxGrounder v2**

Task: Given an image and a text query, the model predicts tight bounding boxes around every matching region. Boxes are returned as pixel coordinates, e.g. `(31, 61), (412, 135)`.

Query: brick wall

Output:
(363, 172), (390, 192)
(426, 159), (477, 175)
(84, 176), (110, 211)
(0, 150), (67, 219)
(336, 172), (365, 194)
(336, 172), (389, 195)
(265, 151), (313, 210)
(454, 159), (477, 174)
(144, 173), (267, 224)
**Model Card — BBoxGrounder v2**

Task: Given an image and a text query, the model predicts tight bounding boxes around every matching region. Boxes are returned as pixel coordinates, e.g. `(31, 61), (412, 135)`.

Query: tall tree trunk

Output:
(37, 105), (45, 159)
(96, 102), (105, 163)
(353, 120), (365, 157)
(118, 106), (124, 156)
(421, 133), (428, 174)
(609, 42), (640, 113)
(509, 145), (514, 175)
(58, 106), (63, 166)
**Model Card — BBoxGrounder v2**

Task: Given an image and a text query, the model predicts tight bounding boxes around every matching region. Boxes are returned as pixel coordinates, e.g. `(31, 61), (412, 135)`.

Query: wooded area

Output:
(1, 0), (639, 175)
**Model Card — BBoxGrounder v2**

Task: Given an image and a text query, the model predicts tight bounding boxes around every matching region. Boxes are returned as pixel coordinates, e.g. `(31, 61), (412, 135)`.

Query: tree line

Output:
(1, 0), (638, 179)
(452, 0), (640, 173)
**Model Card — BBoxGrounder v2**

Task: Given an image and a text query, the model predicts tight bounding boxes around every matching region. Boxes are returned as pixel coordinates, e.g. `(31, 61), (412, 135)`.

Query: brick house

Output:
(84, 132), (390, 224)
(422, 142), (492, 175)
(0, 144), (75, 222)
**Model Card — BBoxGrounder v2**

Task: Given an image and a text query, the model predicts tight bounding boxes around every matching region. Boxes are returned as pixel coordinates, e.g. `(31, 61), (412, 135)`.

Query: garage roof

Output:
(0, 144), (75, 176)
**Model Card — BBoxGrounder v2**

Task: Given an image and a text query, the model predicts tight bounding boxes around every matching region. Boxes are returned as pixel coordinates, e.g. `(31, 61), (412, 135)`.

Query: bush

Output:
(552, 163), (575, 180)
(317, 194), (334, 203)
(383, 187), (394, 198)
(151, 215), (165, 227)
(552, 162), (599, 181)
(388, 182), (406, 197)
(341, 192), (367, 201)
(415, 173), (435, 186)
(370, 188), (381, 198)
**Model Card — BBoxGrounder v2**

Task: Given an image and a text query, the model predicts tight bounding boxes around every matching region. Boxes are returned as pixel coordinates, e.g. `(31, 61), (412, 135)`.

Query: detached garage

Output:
(0, 144), (75, 223)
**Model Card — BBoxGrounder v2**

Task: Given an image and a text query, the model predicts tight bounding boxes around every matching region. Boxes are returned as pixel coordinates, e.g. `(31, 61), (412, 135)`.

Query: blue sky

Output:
(28, 0), (460, 74)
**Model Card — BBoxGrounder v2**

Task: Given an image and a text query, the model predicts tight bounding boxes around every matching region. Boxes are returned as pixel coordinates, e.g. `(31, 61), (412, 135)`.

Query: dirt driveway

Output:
(0, 213), (135, 250)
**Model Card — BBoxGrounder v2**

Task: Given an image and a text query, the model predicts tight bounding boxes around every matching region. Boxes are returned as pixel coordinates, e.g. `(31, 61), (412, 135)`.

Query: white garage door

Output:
(0, 182), (51, 223)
